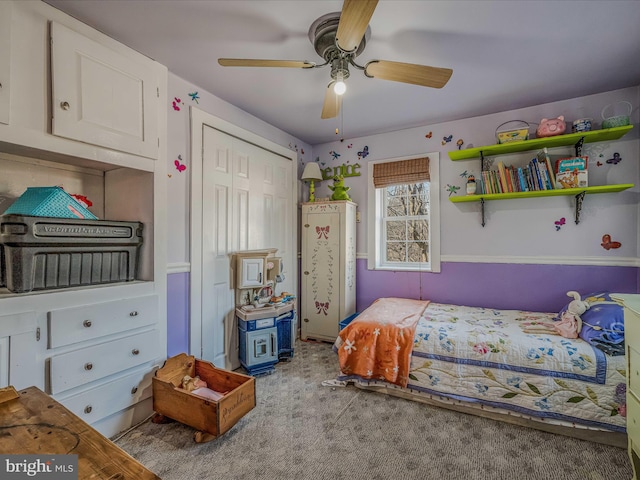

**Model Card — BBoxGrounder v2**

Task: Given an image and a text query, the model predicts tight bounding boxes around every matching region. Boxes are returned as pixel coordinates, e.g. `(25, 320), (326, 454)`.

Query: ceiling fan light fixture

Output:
(334, 77), (347, 95)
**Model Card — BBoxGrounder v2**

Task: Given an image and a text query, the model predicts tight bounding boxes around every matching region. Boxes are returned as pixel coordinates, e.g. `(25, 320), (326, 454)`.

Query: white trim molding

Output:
(167, 262), (190, 274)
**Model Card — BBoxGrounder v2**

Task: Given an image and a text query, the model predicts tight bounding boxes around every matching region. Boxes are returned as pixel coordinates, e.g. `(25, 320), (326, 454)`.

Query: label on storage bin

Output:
(34, 223), (133, 238)
(256, 318), (275, 328)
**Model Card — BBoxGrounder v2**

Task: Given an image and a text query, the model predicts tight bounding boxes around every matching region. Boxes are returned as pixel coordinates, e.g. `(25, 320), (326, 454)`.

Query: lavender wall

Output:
(356, 260), (638, 314)
(167, 272), (190, 356)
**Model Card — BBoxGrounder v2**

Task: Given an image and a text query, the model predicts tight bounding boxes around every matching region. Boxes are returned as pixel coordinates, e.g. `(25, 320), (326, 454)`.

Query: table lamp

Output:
(301, 162), (323, 202)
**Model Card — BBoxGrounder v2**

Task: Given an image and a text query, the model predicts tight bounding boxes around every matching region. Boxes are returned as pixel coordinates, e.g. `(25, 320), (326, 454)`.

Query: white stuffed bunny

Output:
(523, 291), (590, 339)
(554, 291), (590, 338)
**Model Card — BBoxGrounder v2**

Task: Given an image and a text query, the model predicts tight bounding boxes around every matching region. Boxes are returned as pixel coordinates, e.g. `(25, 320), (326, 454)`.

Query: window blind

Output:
(372, 157), (430, 188)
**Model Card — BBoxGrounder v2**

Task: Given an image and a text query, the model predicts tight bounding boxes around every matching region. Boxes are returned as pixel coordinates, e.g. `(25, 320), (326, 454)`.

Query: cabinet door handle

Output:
(60, 101), (70, 110)
(83, 320), (92, 328)
(304, 271), (309, 275)
(132, 348), (140, 355)
(84, 405), (92, 414)
(129, 311), (139, 317)
(131, 386), (138, 395)
(271, 333), (276, 355)
(84, 362), (93, 371)
(303, 318), (309, 323)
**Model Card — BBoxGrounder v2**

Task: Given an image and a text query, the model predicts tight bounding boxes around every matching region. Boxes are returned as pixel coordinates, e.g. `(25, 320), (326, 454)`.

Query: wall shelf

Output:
(450, 184), (634, 203)
(448, 125), (633, 161)
(448, 125), (634, 226)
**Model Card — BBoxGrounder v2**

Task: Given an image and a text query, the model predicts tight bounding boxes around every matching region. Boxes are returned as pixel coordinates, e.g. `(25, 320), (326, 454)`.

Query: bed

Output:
(333, 297), (627, 447)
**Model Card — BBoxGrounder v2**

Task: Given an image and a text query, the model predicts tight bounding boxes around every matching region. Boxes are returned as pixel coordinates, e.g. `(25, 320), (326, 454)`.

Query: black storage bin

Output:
(0, 215), (143, 293)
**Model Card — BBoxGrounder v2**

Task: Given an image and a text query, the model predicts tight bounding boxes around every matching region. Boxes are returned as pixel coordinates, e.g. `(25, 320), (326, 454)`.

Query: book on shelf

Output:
(555, 156), (588, 189)
(537, 147), (556, 188)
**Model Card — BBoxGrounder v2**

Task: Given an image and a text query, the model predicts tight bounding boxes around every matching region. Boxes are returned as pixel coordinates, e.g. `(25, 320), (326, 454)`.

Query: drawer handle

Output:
(84, 362), (93, 371)
(60, 101), (70, 110)
(83, 320), (92, 328)
(132, 348), (140, 355)
(131, 386), (138, 394)
(129, 311), (139, 317)
(84, 405), (92, 414)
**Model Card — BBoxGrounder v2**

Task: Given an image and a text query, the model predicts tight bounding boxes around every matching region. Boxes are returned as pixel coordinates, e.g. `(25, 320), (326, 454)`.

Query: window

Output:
(367, 154), (440, 272)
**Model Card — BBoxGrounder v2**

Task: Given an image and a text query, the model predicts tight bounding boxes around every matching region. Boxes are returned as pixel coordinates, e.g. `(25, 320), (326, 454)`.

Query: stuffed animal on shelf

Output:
(523, 290), (590, 339)
(328, 175), (351, 201)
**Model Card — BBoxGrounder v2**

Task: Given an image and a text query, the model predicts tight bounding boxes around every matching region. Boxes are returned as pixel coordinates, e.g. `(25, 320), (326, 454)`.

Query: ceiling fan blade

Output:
(218, 58), (315, 68)
(365, 60), (453, 89)
(321, 83), (342, 119)
(336, 0), (378, 52)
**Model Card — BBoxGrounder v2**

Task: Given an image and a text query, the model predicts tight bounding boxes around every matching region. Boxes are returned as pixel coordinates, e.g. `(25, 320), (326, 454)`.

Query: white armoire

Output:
(301, 201), (356, 342)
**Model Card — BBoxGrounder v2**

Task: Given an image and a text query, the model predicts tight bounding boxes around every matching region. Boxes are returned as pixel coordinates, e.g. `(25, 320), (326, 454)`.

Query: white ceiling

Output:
(45, 0), (640, 146)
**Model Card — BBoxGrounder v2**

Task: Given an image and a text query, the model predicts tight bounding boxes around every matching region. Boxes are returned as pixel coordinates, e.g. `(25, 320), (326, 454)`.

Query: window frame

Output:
(367, 153), (440, 273)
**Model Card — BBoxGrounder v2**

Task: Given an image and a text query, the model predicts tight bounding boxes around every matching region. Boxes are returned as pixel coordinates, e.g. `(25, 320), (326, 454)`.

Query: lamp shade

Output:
(301, 162), (323, 181)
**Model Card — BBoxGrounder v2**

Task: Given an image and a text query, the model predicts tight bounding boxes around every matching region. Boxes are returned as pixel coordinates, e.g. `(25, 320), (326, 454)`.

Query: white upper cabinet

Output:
(51, 22), (159, 159)
(0, 2), (12, 125)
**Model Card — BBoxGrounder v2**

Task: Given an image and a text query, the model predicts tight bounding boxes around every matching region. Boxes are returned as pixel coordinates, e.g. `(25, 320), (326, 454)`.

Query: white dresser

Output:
(612, 293), (640, 479)
(301, 201), (356, 342)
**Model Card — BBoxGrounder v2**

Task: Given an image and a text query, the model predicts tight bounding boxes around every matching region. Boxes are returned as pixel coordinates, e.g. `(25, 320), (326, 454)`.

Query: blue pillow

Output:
(559, 291), (624, 347)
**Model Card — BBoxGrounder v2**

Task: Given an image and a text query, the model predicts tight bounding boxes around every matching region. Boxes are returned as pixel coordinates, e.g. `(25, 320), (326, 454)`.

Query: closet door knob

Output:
(84, 362), (93, 371)
(83, 320), (92, 328)
(129, 311), (139, 317)
(132, 348), (140, 355)
(131, 386), (138, 394)
(84, 405), (92, 414)
(60, 101), (70, 110)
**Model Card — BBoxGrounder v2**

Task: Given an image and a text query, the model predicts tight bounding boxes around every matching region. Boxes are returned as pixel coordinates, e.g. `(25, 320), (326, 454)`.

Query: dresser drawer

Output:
(629, 346), (640, 400)
(628, 393), (640, 446)
(48, 295), (157, 348)
(56, 367), (154, 424)
(49, 329), (158, 394)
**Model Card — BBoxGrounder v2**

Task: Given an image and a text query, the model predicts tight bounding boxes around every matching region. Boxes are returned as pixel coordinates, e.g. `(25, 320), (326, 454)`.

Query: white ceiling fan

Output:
(218, 0), (453, 120)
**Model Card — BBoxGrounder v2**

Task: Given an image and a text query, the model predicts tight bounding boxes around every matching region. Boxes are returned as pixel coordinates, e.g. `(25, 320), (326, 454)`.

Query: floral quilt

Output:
(407, 303), (627, 431)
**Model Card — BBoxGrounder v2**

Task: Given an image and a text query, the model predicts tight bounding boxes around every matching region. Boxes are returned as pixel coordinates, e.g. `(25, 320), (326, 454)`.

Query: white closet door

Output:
(200, 126), (295, 369)
(201, 125), (235, 368)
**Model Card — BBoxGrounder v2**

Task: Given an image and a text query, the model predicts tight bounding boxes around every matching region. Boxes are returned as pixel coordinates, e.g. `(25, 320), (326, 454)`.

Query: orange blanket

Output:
(335, 297), (430, 387)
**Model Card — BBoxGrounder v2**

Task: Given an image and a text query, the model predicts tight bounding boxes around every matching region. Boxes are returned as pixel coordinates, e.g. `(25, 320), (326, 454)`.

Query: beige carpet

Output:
(114, 340), (633, 480)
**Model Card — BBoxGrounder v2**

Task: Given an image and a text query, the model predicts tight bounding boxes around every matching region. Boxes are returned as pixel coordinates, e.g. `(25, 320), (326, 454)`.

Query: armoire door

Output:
(301, 209), (342, 341)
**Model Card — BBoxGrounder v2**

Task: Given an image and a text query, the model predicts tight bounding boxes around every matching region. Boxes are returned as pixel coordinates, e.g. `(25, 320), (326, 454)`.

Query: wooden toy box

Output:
(152, 353), (255, 442)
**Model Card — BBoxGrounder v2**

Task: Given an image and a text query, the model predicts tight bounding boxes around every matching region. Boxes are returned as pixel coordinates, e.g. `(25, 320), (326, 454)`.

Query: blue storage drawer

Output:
(339, 312), (360, 331)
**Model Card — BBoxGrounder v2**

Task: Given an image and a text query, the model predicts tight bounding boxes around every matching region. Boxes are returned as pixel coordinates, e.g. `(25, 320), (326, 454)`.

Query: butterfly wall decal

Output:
(459, 170), (469, 178)
(442, 135), (453, 145)
(601, 234), (621, 250)
(171, 97), (183, 111)
(425, 131), (433, 139)
(358, 146), (369, 159)
(554, 217), (566, 231)
(606, 153), (622, 165)
(174, 154), (186, 172)
(597, 161), (603, 167)
(330, 150), (340, 160)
